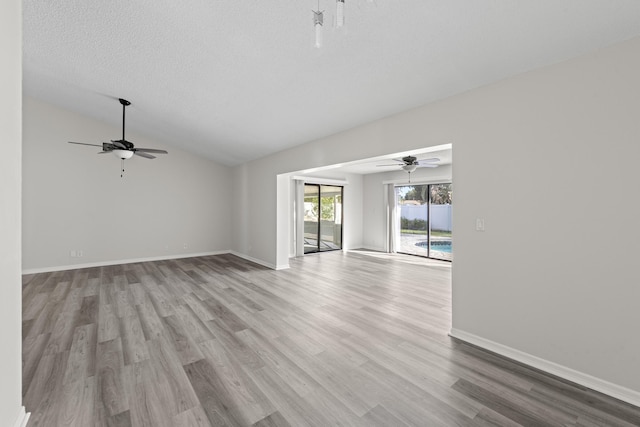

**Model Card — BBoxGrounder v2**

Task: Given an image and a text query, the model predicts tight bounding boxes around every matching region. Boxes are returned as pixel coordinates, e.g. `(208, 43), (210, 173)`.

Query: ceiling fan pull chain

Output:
(121, 158), (125, 178)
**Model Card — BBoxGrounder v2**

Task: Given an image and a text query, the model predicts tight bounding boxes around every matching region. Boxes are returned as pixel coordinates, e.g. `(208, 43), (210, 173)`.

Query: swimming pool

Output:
(416, 240), (452, 253)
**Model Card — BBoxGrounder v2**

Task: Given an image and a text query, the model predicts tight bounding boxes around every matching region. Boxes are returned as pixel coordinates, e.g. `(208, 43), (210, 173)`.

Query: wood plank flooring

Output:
(22, 251), (640, 426)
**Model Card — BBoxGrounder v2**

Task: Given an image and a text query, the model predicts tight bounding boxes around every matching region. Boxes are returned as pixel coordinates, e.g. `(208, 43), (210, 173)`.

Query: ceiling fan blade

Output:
(377, 163), (402, 167)
(418, 164), (439, 168)
(418, 157), (440, 163)
(134, 148), (168, 154)
(68, 141), (102, 147)
(110, 140), (127, 149)
(134, 151), (156, 159)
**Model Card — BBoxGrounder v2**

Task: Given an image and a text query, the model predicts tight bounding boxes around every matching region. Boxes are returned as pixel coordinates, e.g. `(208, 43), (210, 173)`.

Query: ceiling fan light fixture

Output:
(112, 149), (133, 160)
(402, 164), (417, 173)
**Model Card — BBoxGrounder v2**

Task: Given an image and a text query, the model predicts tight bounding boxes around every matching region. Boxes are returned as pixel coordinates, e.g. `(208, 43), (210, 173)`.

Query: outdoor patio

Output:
(399, 233), (452, 261)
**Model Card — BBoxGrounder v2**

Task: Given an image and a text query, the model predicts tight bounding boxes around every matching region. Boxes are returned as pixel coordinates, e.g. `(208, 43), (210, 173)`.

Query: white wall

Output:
(342, 174), (364, 251)
(233, 37), (640, 403)
(0, 0), (26, 425)
(232, 161), (280, 268)
(362, 165), (453, 251)
(23, 97), (232, 272)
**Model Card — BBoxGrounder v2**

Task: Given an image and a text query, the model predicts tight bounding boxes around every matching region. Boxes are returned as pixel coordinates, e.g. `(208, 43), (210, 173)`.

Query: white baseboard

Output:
(13, 406), (30, 427)
(229, 251), (285, 270)
(449, 328), (640, 408)
(359, 245), (386, 253)
(22, 251), (231, 275)
(21, 250), (287, 275)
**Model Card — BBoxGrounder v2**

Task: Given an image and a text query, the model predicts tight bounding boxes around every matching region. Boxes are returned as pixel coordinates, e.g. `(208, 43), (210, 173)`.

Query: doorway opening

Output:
(303, 184), (343, 254)
(396, 183), (452, 261)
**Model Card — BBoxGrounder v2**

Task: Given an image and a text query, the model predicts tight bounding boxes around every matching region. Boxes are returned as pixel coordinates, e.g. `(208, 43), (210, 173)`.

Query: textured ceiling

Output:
(23, 1), (640, 166)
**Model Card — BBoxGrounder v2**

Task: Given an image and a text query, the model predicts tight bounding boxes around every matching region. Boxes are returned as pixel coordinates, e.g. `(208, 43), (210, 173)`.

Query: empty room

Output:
(2, 1), (640, 426)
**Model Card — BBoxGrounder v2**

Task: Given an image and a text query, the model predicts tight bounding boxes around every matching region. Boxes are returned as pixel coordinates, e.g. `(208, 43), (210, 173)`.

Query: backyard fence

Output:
(401, 204), (452, 231)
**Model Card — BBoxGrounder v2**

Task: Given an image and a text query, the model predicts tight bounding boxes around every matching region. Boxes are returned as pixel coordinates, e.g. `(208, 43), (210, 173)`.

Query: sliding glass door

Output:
(304, 184), (343, 254)
(395, 183), (452, 261)
(428, 183), (452, 260)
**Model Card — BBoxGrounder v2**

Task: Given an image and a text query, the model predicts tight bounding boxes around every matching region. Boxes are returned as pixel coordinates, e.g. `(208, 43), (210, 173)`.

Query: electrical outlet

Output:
(77, 250), (83, 257)
(476, 218), (485, 232)
(70, 250), (77, 257)
(183, 243), (188, 249)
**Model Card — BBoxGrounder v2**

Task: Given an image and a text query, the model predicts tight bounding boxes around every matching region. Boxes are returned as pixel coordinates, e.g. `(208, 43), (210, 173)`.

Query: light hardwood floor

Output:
(22, 251), (640, 426)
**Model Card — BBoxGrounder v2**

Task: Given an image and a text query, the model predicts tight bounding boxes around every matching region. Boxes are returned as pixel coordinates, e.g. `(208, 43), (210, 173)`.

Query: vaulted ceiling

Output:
(23, 1), (640, 166)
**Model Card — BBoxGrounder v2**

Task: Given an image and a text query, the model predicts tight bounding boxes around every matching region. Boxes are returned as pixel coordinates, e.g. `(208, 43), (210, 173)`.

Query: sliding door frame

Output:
(394, 181), (452, 261)
(303, 183), (344, 254)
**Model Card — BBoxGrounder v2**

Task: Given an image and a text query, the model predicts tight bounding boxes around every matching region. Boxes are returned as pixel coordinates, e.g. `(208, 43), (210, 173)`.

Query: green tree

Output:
(318, 195), (341, 220)
(402, 185), (428, 204)
(430, 184), (452, 204)
(401, 184), (452, 205)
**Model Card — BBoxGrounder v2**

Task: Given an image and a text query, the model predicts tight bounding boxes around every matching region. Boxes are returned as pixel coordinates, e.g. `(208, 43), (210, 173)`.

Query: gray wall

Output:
(0, 0), (24, 424)
(233, 37), (640, 402)
(23, 97), (233, 272)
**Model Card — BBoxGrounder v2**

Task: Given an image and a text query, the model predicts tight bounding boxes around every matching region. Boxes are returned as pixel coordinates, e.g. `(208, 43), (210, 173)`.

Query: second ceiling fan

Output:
(377, 156), (439, 182)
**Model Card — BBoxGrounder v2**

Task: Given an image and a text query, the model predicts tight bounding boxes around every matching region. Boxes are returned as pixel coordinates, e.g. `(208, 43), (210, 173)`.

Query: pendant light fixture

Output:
(313, 1), (324, 48)
(336, 0), (345, 28)
(312, 0), (373, 48)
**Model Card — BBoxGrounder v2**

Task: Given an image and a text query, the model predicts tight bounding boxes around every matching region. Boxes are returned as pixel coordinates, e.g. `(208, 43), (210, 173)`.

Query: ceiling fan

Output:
(377, 155), (439, 171)
(68, 98), (168, 176)
(377, 155), (439, 182)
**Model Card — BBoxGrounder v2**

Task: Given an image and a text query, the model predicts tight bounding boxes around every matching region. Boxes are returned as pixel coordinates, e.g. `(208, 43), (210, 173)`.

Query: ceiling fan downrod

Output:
(119, 98), (130, 143)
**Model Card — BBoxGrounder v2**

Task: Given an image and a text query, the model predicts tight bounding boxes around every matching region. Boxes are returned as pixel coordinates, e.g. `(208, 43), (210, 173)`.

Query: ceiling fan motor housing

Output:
(402, 156), (418, 165)
(111, 139), (134, 150)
